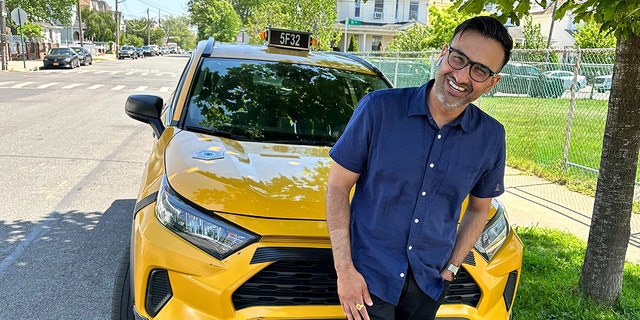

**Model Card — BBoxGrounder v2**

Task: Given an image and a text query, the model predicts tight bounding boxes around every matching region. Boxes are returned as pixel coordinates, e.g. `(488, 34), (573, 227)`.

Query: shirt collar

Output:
(408, 79), (472, 133)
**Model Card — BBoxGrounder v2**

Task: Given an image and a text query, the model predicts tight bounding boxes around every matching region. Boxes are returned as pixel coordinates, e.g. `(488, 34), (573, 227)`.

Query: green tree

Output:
(347, 34), (359, 52)
(574, 21), (616, 49)
(158, 16), (197, 51)
(81, 7), (115, 42)
(188, 0), (242, 42)
(5, 0), (76, 25)
(387, 22), (429, 52)
(228, 0), (262, 25)
(244, 0), (340, 50)
(388, 5), (473, 51)
(522, 16), (545, 49)
(455, 0), (640, 306)
(21, 22), (42, 39)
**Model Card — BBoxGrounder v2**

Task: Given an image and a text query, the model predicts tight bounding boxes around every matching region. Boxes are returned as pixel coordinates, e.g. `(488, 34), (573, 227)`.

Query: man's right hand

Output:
(336, 266), (373, 320)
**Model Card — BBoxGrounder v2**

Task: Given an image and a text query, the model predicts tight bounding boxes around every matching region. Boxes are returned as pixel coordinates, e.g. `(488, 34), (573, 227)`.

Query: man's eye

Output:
(451, 55), (466, 64)
(473, 66), (491, 77)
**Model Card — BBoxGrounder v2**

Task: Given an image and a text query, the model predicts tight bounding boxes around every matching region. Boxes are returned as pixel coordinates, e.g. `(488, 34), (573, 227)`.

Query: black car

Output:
(70, 46), (93, 66)
(42, 47), (81, 69)
(489, 62), (564, 98)
(140, 45), (153, 57)
(118, 45), (138, 59)
(135, 47), (145, 58)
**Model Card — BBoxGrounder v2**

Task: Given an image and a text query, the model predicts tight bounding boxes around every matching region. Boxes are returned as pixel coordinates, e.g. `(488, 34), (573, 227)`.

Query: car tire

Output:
(111, 245), (134, 320)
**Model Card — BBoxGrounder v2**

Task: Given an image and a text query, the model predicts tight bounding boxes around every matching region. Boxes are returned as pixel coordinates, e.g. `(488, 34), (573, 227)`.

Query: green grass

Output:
(513, 227), (640, 319)
(478, 96), (640, 213)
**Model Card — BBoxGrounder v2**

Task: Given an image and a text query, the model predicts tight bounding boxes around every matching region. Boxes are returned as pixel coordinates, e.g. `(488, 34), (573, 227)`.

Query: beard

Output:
(433, 74), (476, 111)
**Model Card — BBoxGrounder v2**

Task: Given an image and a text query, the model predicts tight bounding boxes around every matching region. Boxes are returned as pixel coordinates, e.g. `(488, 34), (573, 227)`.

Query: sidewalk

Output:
(1, 54), (117, 72)
(501, 166), (640, 264)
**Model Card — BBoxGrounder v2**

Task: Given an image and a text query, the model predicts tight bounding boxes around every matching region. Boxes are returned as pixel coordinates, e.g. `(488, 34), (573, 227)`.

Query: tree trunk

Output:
(579, 35), (640, 304)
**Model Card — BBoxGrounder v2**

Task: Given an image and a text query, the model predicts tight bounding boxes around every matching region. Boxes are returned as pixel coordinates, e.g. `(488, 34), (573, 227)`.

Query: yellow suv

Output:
(111, 28), (523, 320)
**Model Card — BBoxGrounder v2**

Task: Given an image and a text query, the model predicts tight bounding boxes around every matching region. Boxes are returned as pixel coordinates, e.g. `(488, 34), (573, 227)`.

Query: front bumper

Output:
(43, 60), (72, 68)
(131, 202), (523, 320)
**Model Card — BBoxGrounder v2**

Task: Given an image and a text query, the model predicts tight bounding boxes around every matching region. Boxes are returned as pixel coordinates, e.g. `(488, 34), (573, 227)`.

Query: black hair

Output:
(453, 16), (513, 69)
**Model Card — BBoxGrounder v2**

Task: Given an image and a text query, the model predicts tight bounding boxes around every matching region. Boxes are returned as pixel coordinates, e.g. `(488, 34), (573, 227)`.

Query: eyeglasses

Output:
(446, 46), (498, 82)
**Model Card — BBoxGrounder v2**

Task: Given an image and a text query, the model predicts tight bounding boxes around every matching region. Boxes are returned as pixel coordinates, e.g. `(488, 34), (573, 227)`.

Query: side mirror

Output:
(125, 94), (165, 137)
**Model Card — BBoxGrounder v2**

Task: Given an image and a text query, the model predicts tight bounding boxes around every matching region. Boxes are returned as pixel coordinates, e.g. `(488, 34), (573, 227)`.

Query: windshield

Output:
(49, 48), (71, 55)
(184, 58), (389, 146)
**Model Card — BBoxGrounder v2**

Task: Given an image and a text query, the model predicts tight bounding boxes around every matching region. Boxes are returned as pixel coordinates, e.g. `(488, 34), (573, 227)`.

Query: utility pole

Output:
(77, 0), (84, 46)
(1, 0), (7, 70)
(115, 0), (119, 51)
(146, 8), (150, 45)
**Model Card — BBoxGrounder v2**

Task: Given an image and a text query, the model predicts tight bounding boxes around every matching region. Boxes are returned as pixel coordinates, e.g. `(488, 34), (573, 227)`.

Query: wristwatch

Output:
(445, 263), (460, 277)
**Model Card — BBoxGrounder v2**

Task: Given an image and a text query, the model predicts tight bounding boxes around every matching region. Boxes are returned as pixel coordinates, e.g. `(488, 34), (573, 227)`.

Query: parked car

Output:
(42, 47), (81, 69)
(543, 70), (588, 90)
(489, 62), (564, 98)
(135, 47), (145, 58)
(140, 46), (153, 57)
(118, 45), (138, 59)
(593, 74), (612, 92)
(111, 28), (524, 320)
(70, 46), (93, 66)
(149, 44), (161, 56)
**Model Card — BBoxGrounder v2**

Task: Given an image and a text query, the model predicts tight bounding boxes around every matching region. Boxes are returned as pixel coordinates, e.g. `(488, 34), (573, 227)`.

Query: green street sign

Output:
(348, 19), (361, 26)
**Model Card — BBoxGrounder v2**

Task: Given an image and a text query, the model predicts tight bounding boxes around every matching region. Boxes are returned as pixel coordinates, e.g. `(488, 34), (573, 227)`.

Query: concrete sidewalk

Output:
(1, 53), (117, 72)
(501, 166), (640, 264)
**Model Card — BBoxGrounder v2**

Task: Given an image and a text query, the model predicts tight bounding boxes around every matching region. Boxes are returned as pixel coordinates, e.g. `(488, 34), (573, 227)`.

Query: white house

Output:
(336, 0), (446, 52)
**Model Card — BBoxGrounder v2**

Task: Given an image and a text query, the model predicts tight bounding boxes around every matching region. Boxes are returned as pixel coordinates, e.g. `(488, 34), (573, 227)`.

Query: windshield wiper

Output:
(186, 126), (255, 141)
(263, 139), (334, 146)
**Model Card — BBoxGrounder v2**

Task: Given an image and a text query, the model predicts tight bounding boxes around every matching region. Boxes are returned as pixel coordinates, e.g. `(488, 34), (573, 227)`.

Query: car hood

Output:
(164, 131), (331, 220)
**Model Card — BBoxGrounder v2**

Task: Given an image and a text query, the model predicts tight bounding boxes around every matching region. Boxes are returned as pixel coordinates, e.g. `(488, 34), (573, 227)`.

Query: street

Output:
(0, 55), (189, 319)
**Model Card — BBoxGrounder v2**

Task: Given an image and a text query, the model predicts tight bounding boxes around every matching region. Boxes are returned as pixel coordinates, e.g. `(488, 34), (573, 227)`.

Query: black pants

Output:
(367, 269), (448, 320)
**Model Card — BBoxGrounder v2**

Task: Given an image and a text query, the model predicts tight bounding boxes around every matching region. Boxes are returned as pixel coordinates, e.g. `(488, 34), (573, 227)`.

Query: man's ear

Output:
(484, 75), (501, 94)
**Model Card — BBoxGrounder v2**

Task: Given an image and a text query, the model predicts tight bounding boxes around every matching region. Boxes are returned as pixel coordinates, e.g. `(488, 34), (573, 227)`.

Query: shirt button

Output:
(437, 134), (442, 139)
(408, 245), (413, 250)
(421, 191), (426, 196)
(414, 219), (419, 223)
(429, 163), (435, 168)
(400, 273), (405, 278)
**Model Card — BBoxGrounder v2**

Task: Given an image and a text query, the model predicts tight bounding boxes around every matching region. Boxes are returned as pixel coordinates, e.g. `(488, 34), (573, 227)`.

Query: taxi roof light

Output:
(262, 27), (315, 51)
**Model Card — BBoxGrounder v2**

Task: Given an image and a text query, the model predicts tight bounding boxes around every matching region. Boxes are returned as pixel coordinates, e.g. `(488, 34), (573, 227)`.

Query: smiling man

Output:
(326, 16), (513, 320)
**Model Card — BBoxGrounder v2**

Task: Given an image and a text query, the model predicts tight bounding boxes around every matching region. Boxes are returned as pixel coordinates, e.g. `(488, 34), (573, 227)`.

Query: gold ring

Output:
(355, 303), (364, 311)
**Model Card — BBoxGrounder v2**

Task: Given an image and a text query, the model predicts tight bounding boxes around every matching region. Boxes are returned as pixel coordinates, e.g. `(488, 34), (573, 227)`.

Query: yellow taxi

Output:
(111, 28), (523, 320)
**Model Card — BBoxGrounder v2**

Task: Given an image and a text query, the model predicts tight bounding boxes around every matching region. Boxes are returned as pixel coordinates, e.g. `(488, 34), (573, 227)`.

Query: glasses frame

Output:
(446, 45), (498, 82)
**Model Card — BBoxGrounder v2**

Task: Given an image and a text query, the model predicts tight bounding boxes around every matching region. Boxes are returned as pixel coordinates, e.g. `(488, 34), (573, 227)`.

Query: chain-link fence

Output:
(354, 48), (640, 199)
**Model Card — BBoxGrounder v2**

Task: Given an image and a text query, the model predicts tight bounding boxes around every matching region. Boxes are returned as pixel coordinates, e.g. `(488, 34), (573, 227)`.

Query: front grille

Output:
(442, 267), (480, 306)
(232, 248), (481, 309)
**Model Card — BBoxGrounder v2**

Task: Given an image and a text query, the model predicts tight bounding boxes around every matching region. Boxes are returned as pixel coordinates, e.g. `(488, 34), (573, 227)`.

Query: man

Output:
(325, 16), (513, 320)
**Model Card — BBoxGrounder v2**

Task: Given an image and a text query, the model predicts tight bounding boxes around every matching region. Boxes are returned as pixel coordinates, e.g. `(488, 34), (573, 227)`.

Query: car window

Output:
(184, 58), (389, 145)
(49, 48), (70, 55)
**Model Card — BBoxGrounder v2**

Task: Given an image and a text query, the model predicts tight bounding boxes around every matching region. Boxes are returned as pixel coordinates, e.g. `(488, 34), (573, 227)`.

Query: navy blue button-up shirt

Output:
(329, 80), (506, 304)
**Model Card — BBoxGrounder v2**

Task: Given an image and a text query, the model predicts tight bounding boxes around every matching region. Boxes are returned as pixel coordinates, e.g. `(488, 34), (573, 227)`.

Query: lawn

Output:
(478, 96), (639, 212)
(514, 227), (640, 319)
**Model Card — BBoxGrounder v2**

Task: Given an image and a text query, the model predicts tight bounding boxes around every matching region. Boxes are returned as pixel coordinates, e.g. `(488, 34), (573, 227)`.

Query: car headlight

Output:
(155, 176), (260, 260)
(474, 199), (510, 261)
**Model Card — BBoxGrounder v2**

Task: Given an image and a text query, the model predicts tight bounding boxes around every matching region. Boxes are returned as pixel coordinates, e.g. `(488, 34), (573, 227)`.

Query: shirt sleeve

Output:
(328, 93), (375, 174)
(470, 126), (506, 198)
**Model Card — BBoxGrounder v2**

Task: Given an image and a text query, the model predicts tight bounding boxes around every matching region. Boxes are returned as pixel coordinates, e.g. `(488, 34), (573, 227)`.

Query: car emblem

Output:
(193, 150), (224, 160)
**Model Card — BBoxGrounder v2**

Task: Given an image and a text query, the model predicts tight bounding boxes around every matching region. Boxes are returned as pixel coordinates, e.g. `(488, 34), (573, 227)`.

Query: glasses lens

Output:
(470, 64), (491, 82)
(448, 50), (467, 70)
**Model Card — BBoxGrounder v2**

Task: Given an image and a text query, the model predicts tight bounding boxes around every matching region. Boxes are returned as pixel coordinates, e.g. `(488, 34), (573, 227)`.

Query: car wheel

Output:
(111, 245), (134, 320)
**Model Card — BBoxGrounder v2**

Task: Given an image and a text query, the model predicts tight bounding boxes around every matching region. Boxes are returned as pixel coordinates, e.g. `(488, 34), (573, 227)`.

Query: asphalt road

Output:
(0, 54), (189, 319)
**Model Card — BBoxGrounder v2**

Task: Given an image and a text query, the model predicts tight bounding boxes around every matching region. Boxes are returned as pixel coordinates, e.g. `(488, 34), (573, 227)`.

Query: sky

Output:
(107, 0), (190, 19)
